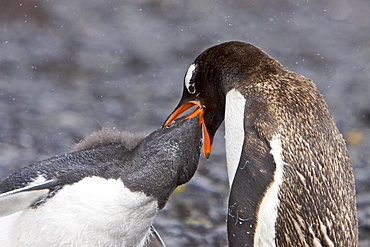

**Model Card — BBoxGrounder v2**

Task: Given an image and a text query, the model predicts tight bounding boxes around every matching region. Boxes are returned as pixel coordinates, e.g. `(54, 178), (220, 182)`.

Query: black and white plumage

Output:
(164, 41), (358, 246)
(0, 115), (202, 247)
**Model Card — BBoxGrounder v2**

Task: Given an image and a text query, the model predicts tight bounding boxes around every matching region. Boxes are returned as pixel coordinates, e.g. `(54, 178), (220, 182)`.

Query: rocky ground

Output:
(1, 0), (369, 246)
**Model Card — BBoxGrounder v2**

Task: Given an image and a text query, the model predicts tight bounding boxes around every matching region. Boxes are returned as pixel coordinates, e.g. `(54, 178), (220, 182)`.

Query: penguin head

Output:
(131, 115), (202, 209)
(164, 41), (284, 157)
(138, 115), (202, 187)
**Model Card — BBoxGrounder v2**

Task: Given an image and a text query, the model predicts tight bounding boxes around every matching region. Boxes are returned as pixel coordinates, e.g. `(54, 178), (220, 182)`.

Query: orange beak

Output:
(163, 101), (212, 159)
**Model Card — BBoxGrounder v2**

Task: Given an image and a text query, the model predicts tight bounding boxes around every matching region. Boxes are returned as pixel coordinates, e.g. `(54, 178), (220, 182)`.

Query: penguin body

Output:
(0, 115), (202, 247)
(165, 41), (358, 246)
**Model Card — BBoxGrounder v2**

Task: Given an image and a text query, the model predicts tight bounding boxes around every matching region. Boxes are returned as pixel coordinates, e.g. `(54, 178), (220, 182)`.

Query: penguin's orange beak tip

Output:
(163, 101), (212, 159)
(202, 123), (211, 159)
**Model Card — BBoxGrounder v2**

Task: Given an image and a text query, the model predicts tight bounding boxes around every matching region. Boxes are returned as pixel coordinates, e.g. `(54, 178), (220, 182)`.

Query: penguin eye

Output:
(188, 84), (196, 94)
(184, 64), (197, 94)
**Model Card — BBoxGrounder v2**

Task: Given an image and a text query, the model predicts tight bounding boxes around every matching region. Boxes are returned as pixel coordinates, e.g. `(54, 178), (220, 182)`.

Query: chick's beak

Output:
(163, 100), (212, 159)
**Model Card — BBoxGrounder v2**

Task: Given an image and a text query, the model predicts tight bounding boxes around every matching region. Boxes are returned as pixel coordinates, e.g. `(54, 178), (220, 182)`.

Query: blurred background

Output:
(0, 0), (369, 246)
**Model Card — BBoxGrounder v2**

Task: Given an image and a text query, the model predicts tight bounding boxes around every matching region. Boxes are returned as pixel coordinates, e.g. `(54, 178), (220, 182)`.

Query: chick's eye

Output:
(188, 84), (196, 94)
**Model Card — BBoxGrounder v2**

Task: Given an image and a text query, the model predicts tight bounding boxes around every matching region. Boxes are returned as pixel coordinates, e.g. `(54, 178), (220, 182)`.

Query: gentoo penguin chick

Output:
(164, 41), (358, 246)
(0, 112), (203, 247)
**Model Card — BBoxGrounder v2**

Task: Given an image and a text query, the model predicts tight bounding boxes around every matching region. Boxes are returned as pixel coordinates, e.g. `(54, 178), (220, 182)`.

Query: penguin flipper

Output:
(0, 179), (57, 217)
(227, 133), (276, 246)
(145, 225), (166, 247)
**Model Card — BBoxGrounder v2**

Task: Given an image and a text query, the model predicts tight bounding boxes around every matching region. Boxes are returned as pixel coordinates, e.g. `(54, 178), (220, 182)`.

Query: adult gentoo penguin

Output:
(0, 111), (204, 247)
(164, 41), (358, 246)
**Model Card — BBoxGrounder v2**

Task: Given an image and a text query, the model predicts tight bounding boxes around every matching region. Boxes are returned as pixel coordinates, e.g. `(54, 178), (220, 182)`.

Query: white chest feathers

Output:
(225, 89), (246, 187)
(0, 176), (158, 247)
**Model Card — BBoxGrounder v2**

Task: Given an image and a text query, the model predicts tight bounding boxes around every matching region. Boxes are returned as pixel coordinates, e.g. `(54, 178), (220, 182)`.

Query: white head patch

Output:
(184, 64), (197, 94)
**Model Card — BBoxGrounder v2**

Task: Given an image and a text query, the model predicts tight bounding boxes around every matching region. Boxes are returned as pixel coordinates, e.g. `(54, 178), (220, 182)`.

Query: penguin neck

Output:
(225, 88), (246, 187)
